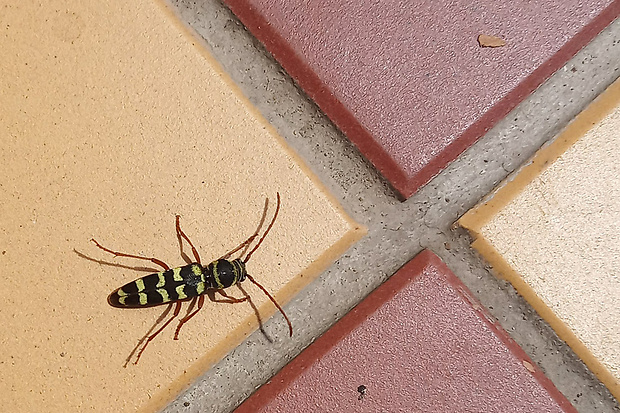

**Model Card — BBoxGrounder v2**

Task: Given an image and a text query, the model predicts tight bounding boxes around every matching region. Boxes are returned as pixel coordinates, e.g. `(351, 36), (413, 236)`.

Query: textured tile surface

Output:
(223, 0), (619, 198)
(0, 1), (364, 412)
(459, 79), (620, 399)
(235, 250), (576, 412)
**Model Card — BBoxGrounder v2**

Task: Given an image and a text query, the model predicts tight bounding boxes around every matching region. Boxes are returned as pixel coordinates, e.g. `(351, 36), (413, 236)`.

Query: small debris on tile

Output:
(357, 384), (367, 400)
(478, 34), (506, 48)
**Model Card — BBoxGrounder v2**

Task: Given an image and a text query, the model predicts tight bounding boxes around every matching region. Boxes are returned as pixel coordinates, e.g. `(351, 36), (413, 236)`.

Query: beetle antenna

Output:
(243, 192), (280, 263)
(246, 273), (292, 336)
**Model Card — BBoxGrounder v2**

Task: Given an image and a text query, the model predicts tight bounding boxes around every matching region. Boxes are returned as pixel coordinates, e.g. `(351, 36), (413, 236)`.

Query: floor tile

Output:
(235, 250), (576, 412)
(459, 79), (620, 399)
(0, 2), (364, 412)
(223, 0), (619, 198)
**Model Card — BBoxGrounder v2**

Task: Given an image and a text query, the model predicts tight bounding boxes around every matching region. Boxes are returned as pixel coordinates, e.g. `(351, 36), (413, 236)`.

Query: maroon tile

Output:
(224, 0), (619, 198)
(235, 250), (576, 412)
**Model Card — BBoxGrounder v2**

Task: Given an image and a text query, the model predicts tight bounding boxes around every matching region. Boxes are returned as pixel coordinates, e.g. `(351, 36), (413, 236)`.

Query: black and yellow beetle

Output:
(91, 193), (291, 365)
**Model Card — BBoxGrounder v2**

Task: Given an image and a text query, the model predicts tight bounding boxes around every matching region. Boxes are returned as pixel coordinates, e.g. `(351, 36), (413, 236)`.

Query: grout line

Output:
(163, 2), (620, 412)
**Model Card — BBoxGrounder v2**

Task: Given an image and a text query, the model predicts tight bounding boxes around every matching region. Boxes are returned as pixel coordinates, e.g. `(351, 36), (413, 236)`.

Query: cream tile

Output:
(459, 79), (620, 398)
(0, 1), (364, 412)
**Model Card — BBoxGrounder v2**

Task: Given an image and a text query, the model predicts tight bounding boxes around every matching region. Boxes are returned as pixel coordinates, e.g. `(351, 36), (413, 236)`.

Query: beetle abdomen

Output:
(108, 264), (207, 307)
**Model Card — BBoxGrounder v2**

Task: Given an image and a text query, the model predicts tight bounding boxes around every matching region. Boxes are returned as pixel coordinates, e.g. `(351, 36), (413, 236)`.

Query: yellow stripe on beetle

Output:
(172, 267), (183, 282)
(135, 279), (145, 292)
(175, 285), (187, 300)
(157, 288), (170, 302)
(156, 272), (166, 288)
(212, 261), (225, 289)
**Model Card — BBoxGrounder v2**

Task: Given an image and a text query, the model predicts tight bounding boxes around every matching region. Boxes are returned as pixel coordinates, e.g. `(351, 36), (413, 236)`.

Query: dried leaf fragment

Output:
(478, 34), (506, 48)
(522, 360), (536, 373)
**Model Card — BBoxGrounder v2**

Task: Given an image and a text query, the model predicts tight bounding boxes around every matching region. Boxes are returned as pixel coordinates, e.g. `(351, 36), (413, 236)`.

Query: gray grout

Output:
(163, 2), (620, 412)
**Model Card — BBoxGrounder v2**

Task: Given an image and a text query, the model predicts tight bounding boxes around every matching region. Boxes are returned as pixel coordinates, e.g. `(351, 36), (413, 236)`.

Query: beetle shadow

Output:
(74, 249), (163, 274)
(121, 302), (175, 367)
(236, 284), (273, 343)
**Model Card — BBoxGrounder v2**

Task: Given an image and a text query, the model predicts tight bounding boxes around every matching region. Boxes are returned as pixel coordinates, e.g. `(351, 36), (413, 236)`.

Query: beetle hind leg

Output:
(132, 301), (183, 365)
(173, 296), (204, 340)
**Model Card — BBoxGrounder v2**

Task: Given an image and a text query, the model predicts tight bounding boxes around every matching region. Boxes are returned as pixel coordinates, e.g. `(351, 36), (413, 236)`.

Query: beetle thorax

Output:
(209, 258), (247, 289)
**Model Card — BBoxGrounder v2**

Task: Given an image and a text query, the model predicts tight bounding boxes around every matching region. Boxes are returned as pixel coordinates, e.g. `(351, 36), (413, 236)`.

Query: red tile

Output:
(235, 250), (576, 412)
(224, 0), (619, 198)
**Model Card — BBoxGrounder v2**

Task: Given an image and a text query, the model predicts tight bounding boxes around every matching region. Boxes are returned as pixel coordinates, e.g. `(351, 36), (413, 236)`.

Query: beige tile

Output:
(459, 79), (620, 398)
(0, 1), (364, 412)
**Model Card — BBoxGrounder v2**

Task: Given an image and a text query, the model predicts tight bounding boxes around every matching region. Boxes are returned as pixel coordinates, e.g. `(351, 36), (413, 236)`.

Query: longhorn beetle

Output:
(91, 193), (292, 365)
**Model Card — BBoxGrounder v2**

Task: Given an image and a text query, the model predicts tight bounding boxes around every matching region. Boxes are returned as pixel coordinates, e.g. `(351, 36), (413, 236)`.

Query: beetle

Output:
(91, 193), (291, 365)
